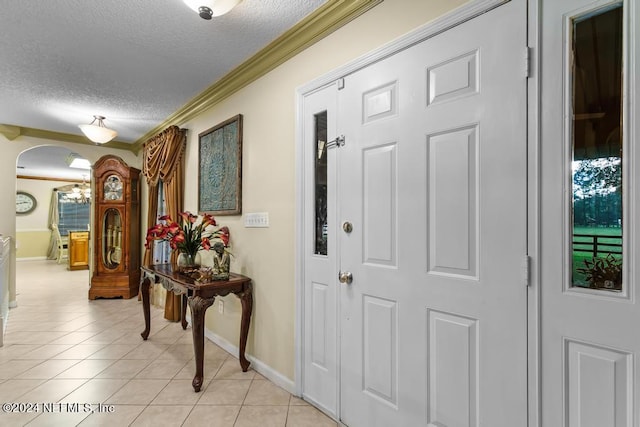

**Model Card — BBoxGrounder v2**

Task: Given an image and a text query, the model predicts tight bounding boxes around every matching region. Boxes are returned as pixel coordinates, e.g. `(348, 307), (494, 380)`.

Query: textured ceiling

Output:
(1, 0), (326, 144)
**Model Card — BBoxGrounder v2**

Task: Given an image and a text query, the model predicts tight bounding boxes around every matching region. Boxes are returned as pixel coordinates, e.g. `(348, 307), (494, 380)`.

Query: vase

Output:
(176, 251), (201, 272)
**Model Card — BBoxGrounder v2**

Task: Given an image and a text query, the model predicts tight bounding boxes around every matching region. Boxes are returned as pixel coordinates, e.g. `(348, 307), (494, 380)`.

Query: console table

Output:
(139, 264), (253, 392)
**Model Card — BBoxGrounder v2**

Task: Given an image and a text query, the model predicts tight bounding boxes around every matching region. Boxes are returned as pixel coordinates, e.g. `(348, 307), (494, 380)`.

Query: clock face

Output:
(104, 175), (123, 201)
(16, 191), (37, 214)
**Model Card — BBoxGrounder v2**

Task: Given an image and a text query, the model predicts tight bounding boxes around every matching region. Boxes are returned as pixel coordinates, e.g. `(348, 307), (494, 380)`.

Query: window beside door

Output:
(570, 3), (623, 291)
(315, 111), (328, 256)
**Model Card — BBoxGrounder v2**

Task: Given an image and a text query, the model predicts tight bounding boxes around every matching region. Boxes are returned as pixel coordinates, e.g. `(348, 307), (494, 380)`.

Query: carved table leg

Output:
(140, 276), (151, 340)
(188, 295), (214, 392)
(181, 294), (188, 330)
(238, 282), (253, 372)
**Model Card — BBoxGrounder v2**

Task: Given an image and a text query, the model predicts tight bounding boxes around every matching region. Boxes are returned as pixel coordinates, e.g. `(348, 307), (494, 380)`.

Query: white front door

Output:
(540, 0), (639, 425)
(337, 1), (528, 426)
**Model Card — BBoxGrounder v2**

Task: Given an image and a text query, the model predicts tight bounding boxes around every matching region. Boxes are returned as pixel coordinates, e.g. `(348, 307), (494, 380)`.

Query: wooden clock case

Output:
(89, 155), (141, 300)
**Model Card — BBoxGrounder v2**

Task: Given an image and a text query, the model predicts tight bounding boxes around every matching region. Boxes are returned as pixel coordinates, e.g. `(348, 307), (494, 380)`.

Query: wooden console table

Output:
(139, 264), (253, 392)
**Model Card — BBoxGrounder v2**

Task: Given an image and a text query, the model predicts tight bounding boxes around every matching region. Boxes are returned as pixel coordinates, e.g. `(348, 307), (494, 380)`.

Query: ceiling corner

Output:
(0, 124), (22, 141)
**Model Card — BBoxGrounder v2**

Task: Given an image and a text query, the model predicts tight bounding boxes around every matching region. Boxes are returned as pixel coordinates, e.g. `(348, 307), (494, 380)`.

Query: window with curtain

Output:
(152, 181), (171, 264)
(57, 192), (90, 236)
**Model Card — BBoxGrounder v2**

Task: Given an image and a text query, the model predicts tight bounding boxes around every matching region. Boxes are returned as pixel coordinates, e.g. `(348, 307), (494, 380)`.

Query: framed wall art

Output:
(198, 114), (243, 215)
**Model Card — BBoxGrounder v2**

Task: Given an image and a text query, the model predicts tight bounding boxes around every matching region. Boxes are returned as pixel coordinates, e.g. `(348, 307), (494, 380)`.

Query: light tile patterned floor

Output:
(0, 260), (337, 426)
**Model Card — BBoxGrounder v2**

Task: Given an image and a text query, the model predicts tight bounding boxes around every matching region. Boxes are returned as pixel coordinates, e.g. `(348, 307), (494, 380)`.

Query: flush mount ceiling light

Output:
(182, 0), (242, 20)
(66, 153), (91, 170)
(78, 115), (117, 144)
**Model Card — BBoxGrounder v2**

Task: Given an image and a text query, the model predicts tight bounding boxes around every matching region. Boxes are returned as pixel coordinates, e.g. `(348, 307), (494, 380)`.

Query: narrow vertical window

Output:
(571, 4), (623, 290)
(315, 111), (328, 255)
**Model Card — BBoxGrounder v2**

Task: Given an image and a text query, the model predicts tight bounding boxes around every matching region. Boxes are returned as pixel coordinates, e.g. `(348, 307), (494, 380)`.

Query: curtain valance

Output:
(143, 126), (187, 186)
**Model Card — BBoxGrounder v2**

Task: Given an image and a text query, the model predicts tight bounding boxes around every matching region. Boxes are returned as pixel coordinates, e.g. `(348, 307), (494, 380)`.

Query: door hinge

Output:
(337, 77), (345, 90)
(523, 255), (531, 287)
(525, 46), (532, 79)
(326, 135), (345, 149)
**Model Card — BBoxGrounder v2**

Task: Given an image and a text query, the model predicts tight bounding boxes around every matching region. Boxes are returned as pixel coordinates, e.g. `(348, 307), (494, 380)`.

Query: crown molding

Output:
(0, 124), (21, 140)
(17, 175), (84, 183)
(0, 124), (134, 152)
(131, 0), (383, 152)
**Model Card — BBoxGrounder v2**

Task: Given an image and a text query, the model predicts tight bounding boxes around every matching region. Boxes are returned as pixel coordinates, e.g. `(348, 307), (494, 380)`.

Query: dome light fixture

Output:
(182, 0), (242, 20)
(78, 115), (117, 144)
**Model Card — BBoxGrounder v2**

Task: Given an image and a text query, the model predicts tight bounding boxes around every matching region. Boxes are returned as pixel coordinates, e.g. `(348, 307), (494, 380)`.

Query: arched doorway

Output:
(15, 145), (92, 290)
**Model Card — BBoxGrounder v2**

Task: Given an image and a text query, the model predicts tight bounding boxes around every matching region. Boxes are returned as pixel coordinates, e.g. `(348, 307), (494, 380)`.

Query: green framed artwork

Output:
(198, 114), (243, 215)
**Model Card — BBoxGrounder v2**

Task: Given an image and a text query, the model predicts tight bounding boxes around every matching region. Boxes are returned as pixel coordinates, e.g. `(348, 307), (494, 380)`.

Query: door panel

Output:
(428, 126), (478, 278)
(362, 143), (397, 267)
(540, 0), (638, 425)
(565, 339), (632, 427)
(428, 309), (478, 427)
(302, 84), (339, 417)
(338, 1), (528, 426)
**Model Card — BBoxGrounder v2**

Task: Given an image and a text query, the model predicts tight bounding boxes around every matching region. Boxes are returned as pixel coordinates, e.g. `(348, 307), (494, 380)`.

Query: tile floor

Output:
(0, 260), (337, 426)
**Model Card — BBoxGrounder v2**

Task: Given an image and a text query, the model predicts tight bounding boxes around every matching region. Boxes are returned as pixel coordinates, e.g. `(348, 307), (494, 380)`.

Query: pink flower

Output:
(201, 237), (211, 250)
(201, 213), (217, 227)
(166, 222), (181, 235)
(218, 226), (230, 246)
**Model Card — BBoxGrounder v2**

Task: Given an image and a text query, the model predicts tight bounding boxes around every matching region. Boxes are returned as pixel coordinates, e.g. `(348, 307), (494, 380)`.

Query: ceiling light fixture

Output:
(64, 176), (91, 204)
(66, 153), (91, 170)
(182, 0), (242, 20)
(78, 115), (117, 144)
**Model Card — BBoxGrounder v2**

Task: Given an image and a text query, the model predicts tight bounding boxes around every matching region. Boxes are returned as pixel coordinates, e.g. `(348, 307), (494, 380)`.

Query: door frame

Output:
(527, 1), (541, 426)
(294, 0), (536, 422)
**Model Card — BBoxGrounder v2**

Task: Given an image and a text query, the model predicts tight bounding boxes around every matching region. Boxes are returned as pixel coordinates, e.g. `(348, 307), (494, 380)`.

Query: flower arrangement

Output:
(145, 211), (230, 267)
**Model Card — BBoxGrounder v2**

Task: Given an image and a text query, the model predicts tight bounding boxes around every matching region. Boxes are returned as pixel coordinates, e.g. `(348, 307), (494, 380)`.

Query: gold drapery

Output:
(142, 125), (187, 322)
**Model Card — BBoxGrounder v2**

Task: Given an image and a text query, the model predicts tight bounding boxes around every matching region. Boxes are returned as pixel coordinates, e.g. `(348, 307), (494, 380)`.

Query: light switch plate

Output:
(244, 212), (269, 228)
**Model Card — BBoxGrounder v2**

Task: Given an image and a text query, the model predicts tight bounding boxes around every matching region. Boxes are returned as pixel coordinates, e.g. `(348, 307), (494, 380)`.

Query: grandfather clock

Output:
(89, 155), (141, 300)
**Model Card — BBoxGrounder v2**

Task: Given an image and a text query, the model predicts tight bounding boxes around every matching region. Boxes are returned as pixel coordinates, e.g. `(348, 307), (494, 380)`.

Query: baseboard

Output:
(16, 256), (48, 261)
(189, 314), (297, 395)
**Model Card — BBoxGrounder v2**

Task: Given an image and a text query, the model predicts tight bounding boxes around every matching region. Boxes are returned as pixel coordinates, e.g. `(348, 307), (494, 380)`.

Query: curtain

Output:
(142, 125), (187, 321)
(46, 185), (79, 260)
(46, 189), (60, 259)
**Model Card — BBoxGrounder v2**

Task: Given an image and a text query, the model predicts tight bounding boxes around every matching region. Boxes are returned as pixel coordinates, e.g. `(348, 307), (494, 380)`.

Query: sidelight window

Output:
(314, 111), (328, 256)
(570, 4), (623, 291)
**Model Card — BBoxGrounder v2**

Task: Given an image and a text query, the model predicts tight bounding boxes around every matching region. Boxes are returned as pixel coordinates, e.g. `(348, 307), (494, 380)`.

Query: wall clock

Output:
(16, 191), (37, 214)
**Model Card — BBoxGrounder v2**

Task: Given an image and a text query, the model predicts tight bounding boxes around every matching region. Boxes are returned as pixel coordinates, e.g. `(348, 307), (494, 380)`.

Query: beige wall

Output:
(15, 177), (79, 259)
(181, 0), (468, 381)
